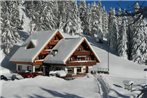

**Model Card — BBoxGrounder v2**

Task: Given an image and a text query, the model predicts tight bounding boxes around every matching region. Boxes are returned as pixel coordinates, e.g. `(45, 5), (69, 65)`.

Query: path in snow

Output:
(94, 74), (110, 98)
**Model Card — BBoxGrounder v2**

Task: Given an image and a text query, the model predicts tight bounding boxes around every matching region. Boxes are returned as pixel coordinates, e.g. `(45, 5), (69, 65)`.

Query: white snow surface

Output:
(88, 35), (146, 97)
(1, 75), (100, 98)
(92, 44), (146, 79)
(0, 50), (11, 75)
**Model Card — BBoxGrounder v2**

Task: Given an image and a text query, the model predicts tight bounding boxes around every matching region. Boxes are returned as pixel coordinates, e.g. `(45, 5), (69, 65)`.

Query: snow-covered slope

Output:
(86, 36), (146, 97)
(90, 41), (146, 79)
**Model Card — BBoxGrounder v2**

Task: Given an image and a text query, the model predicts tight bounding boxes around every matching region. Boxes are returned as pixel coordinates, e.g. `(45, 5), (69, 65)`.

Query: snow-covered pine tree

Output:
(126, 2), (147, 64)
(108, 8), (119, 52)
(1, 1), (21, 54)
(58, 1), (82, 35)
(86, 3), (92, 35)
(79, 0), (88, 34)
(90, 1), (103, 42)
(126, 17), (134, 60)
(23, 1), (57, 31)
(96, 1), (103, 42)
(90, 2), (98, 36)
(102, 6), (108, 38)
(131, 19), (146, 64)
(117, 11), (127, 57)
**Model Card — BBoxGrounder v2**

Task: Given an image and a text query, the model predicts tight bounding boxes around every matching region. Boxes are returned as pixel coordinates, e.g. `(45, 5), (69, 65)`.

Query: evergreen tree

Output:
(126, 2), (147, 64)
(23, 1), (57, 31)
(79, 0), (88, 34)
(117, 16), (127, 57)
(108, 8), (119, 52)
(1, 1), (21, 54)
(90, 1), (103, 42)
(102, 6), (108, 38)
(59, 1), (82, 35)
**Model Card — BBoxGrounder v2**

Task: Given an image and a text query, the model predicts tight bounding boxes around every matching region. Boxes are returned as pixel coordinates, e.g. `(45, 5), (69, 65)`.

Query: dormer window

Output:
(26, 41), (35, 49)
(26, 39), (37, 49)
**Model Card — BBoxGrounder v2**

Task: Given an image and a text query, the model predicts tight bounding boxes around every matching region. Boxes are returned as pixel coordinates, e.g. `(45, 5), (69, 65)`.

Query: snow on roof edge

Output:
(63, 38), (84, 64)
(32, 29), (64, 62)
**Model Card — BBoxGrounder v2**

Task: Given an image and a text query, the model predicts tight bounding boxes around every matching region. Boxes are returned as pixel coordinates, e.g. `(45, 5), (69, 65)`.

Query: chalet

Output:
(10, 29), (100, 77)
(44, 37), (100, 76)
(10, 30), (64, 73)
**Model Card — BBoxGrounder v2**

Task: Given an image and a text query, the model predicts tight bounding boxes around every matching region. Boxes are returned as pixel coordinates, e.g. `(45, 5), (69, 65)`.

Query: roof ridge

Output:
(64, 37), (83, 39)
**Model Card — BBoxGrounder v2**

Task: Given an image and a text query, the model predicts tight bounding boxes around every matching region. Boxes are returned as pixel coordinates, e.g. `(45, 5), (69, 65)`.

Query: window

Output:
(18, 65), (22, 71)
(26, 41), (35, 49)
(67, 67), (74, 74)
(27, 66), (32, 72)
(77, 56), (86, 61)
(77, 67), (81, 73)
(85, 56), (90, 60)
(26, 40), (37, 49)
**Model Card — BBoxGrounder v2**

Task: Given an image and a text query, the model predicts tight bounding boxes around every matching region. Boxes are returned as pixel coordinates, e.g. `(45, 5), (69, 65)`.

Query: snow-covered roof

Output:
(62, 33), (81, 38)
(10, 29), (63, 63)
(44, 37), (100, 64)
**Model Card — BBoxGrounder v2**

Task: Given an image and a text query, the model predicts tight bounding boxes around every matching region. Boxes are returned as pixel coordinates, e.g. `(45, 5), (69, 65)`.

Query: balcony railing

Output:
(49, 40), (59, 45)
(73, 51), (91, 55)
(66, 60), (97, 66)
(40, 49), (51, 55)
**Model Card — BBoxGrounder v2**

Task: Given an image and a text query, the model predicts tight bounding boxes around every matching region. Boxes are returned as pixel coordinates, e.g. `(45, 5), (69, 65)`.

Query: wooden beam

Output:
(33, 60), (43, 65)
(66, 61), (97, 66)
(73, 51), (91, 55)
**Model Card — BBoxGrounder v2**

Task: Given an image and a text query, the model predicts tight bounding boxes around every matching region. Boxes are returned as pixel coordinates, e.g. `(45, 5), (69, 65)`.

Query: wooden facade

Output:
(66, 39), (99, 67)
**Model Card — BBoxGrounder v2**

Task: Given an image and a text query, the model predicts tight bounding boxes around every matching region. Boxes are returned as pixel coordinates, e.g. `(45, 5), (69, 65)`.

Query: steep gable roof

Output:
(10, 29), (64, 63)
(44, 37), (100, 64)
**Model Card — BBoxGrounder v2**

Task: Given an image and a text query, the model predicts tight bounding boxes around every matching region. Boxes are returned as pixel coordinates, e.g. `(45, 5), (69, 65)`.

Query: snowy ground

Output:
(1, 74), (100, 98)
(88, 35), (147, 98)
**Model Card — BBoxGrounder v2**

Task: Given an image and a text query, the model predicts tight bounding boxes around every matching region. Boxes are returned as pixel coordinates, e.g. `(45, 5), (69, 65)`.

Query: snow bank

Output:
(0, 50), (11, 75)
(1, 75), (100, 98)
(100, 74), (145, 98)
(49, 70), (67, 77)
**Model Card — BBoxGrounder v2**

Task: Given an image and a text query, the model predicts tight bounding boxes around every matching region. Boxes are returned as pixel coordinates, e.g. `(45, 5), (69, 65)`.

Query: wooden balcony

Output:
(73, 51), (91, 56)
(49, 40), (58, 45)
(66, 60), (97, 66)
(33, 59), (43, 65)
(40, 49), (51, 55)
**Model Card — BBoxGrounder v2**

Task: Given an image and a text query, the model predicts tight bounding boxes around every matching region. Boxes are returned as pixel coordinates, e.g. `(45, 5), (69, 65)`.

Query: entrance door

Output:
(43, 65), (50, 76)
(77, 67), (82, 74)
(86, 66), (88, 73)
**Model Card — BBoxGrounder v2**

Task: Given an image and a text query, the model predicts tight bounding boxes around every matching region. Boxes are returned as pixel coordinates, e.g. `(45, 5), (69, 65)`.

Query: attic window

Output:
(26, 40), (37, 49)
(26, 41), (35, 49)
